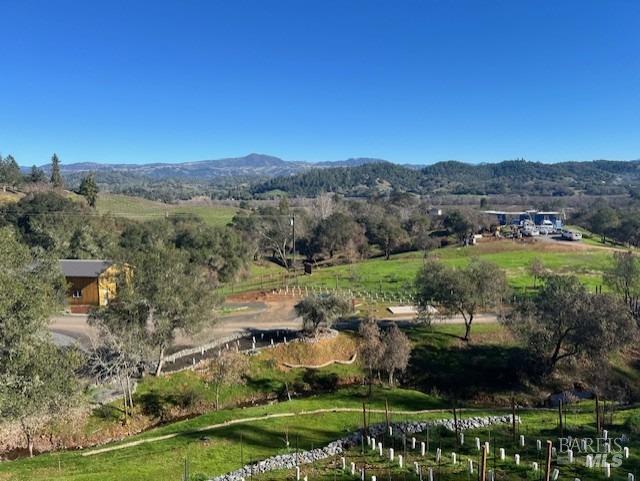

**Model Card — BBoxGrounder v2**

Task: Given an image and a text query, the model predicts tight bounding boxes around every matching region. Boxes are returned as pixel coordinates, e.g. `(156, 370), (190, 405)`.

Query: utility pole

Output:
(290, 214), (295, 271)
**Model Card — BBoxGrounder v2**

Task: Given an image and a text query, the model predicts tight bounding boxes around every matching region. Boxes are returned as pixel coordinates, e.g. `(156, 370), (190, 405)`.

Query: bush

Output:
(93, 404), (122, 422)
(626, 413), (640, 434)
(173, 384), (204, 409)
(139, 391), (171, 422)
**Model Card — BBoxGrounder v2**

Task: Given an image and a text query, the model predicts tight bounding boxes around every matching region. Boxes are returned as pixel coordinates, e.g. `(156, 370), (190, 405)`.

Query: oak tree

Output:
(504, 274), (635, 376)
(415, 258), (508, 341)
(295, 294), (350, 335)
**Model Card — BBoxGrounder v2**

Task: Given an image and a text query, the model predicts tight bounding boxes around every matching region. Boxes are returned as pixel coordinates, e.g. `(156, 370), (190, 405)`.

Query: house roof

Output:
(59, 259), (113, 278)
(483, 210), (560, 216)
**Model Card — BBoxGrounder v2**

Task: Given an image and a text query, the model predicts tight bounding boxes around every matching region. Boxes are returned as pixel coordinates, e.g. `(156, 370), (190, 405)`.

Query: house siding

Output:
(66, 276), (100, 306)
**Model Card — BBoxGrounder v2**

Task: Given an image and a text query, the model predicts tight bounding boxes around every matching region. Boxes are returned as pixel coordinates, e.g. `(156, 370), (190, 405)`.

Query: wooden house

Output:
(59, 260), (120, 312)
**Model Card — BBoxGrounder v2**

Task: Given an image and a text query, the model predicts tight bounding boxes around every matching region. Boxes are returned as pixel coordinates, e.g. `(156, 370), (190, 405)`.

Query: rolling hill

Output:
(252, 158), (640, 197)
(32, 153), (389, 182)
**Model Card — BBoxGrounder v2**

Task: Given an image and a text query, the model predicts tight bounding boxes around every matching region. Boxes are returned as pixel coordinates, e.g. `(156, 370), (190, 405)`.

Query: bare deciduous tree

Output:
(381, 324), (411, 387)
(87, 308), (148, 423)
(605, 251), (640, 323)
(529, 257), (546, 289)
(358, 319), (383, 394)
(203, 350), (249, 410)
(313, 192), (336, 220)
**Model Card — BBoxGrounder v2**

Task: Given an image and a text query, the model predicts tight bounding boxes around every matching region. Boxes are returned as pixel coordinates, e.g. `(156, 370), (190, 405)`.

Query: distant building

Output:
(59, 260), (121, 312)
(483, 210), (564, 229)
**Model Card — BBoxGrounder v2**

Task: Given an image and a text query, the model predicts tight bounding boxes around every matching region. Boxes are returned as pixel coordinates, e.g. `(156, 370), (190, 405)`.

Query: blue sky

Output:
(1, 0), (639, 166)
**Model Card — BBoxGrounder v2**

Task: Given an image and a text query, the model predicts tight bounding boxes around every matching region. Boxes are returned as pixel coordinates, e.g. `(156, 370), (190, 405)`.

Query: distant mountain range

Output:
(34, 153), (392, 181)
(22, 153), (640, 200)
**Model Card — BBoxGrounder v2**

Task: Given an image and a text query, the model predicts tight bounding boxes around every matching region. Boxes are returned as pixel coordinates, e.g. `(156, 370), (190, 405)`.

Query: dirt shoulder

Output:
(49, 294), (303, 351)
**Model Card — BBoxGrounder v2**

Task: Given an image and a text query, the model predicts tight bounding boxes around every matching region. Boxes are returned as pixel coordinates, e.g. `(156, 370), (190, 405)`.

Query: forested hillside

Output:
(253, 159), (640, 197)
(251, 161), (421, 197)
(6, 152), (640, 201)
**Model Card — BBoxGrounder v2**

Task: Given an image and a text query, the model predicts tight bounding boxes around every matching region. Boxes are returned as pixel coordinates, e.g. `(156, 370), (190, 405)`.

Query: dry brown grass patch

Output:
(260, 333), (358, 368)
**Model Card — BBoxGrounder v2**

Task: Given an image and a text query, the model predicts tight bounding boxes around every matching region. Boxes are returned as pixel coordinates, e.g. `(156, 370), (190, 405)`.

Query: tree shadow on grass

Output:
(137, 386), (206, 423)
(408, 342), (532, 399)
(174, 419), (349, 453)
(245, 376), (285, 393)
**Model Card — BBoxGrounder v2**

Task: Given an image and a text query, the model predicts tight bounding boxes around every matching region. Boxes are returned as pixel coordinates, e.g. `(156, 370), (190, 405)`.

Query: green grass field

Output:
(0, 388), (445, 481)
(96, 193), (239, 227)
(227, 239), (615, 297)
(2, 387), (638, 481)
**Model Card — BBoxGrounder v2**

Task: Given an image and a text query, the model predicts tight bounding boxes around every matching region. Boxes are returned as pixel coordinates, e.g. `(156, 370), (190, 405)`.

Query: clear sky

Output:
(1, 0), (639, 166)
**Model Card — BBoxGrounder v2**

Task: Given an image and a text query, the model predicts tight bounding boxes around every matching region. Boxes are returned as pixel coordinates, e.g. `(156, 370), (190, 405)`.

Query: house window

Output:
(72, 289), (82, 299)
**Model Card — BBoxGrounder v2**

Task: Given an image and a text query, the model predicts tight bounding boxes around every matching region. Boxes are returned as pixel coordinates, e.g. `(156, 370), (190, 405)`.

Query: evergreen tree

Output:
(68, 226), (99, 259)
(0, 155), (23, 187)
(29, 165), (46, 183)
(78, 174), (99, 207)
(50, 153), (64, 188)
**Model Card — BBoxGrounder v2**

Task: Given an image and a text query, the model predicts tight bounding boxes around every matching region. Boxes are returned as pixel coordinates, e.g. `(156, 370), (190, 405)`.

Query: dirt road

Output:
(49, 293), (497, 350)
(49, 295), (304, 351)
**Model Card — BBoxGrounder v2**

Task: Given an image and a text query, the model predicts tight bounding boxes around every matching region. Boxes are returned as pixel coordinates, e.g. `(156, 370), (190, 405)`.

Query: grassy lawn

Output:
(95, 193), (239, 227)
(0, 388), (446, 481)
(4, 388), (639, 481)
(227, 239), (614, 297)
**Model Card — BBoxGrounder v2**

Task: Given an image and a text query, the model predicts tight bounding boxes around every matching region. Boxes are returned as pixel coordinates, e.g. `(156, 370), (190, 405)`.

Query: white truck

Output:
(561, 229), (582, 241)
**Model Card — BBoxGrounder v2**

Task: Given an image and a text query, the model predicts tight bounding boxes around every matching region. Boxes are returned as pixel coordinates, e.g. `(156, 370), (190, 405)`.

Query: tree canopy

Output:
(112, 243), (220, 375)
(605, 251), (640, 323)
(0, 228), (81, 456)
(415, 258), (508, 340)
(0, 155), (22, 187)
(503, 274), (636, 376)
(78, 174), (99, 207)
(295, 294), (350, 335)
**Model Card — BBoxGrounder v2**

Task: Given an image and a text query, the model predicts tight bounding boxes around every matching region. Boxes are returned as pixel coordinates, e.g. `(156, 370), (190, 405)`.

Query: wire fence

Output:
(218, 270), (419, 306)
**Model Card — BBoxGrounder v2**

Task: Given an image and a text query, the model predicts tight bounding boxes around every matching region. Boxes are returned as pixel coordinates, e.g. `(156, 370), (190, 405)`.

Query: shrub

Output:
(626, 413), (640, 434)
(173, 384), (204, 409)
(138, 391), (171, 422)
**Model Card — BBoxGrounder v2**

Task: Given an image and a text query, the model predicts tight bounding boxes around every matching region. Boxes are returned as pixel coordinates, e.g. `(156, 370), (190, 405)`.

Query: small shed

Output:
(59, 260), (120, 312)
